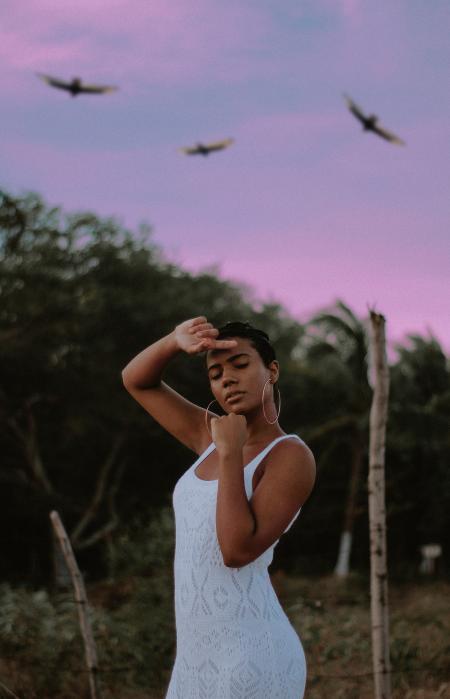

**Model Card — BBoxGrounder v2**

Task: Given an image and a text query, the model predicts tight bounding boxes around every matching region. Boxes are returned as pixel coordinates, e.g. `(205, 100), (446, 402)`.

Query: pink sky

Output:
(1, 0), (449, 354)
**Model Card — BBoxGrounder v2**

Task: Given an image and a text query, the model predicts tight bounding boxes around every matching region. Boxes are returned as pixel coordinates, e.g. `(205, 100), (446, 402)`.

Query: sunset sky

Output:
(2, 0), (449, 353)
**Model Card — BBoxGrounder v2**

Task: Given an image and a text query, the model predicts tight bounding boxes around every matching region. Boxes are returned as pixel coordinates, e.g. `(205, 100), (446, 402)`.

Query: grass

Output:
(1, 574), (448, 698)
(272, 572), (450, 699)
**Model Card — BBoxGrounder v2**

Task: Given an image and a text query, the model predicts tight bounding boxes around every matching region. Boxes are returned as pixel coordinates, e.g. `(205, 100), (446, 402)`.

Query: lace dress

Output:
(164, 434), (307, 699)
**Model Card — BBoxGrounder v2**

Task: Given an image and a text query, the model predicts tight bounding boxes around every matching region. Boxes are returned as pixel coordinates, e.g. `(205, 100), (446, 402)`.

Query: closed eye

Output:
(210, 362), (249, 381)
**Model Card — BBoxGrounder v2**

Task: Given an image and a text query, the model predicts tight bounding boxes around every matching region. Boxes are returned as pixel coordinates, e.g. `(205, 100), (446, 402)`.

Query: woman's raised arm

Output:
(121, 317), (237, 454)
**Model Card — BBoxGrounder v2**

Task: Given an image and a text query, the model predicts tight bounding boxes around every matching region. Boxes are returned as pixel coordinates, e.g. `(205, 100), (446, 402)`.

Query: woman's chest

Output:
(194, 449), (266, 490)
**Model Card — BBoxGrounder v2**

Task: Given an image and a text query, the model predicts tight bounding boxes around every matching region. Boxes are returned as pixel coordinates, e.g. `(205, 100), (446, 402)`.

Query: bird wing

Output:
(79, 83), (118, 94)
(204, 138), (234, 151)
(178, 146), (201, 155)
(36, 73), (71, 91)
(343, 93), (367, 123)
(373, 123), (406, 145)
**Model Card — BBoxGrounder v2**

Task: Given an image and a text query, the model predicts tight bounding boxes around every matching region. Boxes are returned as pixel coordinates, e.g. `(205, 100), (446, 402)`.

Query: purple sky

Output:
(2, 0), (449, 354)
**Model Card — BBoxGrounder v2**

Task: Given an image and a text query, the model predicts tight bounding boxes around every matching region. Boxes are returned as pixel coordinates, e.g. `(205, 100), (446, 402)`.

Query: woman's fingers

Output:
(184, 316), (239, 352)
(188, 324), (213, 335)
(188, 340), (208, 353)
(214, 339), (238, 348)
(194, 327), (218, 338)
(189, 336), (238, 354)
(188, 317), (209, 333)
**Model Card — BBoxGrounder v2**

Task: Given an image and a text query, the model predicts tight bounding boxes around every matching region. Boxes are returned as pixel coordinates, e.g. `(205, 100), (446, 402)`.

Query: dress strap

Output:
(245, 434), (304, 498)
(189, 442), (216, 471)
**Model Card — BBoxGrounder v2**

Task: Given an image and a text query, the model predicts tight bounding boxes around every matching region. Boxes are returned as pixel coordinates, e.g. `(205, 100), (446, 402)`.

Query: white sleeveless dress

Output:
(165, 434), (307, 699)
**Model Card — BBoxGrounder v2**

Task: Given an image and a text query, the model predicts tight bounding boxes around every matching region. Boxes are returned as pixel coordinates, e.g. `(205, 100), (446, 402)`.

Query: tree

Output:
(303, 300), (372, 577)
(386, 334), (450, 573)
(0, 190), (307, 584)
(2, 189), (449, 584)
(0, 190), (149, 581)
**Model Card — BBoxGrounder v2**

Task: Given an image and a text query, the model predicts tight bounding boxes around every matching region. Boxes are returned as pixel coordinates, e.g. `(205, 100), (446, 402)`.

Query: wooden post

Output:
(0, 679), (22, 699)
(368, 311), (391, 699)
(50, 510), (100, 699)
(419, 543), (442, 575)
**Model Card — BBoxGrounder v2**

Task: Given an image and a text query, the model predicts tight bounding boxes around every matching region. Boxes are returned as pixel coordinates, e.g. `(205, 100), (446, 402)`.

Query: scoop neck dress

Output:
(164, 433), (307, 699)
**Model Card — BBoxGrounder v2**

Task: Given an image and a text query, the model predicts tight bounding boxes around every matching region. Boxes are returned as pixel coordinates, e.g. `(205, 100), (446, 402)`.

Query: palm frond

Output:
(307, 313), (361, 342)
(303, 414), (357, 442)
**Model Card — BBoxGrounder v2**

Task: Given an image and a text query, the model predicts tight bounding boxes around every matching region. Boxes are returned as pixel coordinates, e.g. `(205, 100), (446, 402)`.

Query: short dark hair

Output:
(215, 321), (276, 367)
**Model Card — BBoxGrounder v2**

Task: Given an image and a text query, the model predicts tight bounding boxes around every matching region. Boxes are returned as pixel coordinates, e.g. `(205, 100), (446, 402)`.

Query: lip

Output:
(225, 391), (245, 403)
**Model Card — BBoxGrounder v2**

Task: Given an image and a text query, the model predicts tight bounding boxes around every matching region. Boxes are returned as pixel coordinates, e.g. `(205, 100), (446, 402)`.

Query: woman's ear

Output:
(269, 360), (279, 383)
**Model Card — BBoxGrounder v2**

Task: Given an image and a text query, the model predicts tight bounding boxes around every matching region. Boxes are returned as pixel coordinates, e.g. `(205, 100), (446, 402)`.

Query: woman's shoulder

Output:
(269, 434), (316, 473)
(258, 433), (316, 503)
(280, 432), (313, 452)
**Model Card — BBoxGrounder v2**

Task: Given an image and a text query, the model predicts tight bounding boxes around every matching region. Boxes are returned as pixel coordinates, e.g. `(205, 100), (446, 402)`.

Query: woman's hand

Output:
(174, 316), (237, 355)
(211, 413), (248, 455)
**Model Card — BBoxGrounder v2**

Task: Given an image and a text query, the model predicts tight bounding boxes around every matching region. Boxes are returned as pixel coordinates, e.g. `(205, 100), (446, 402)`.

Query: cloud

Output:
(0, 0), (270, 93)
(338, 0), (361, 21)
(0, 0), (424, 104)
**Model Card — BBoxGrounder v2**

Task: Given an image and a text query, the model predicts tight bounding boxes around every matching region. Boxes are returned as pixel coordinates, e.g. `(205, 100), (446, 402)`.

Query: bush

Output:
(0, 584), (83, 696)
(0, 506), (177, 697)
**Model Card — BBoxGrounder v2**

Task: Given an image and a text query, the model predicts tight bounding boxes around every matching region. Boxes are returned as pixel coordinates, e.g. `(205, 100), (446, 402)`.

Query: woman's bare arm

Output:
(121, 317), (237, 454)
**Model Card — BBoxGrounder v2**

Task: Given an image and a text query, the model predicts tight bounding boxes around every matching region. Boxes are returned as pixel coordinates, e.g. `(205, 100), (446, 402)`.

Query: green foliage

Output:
(0, 584), (83, 696)
(101, 506), (176, 688)
(0, 507), (177, 696)
(387, 335), (450, 570)
(106, 505), (175, 579)
(1, 187), (449, 587)
(390, 633), (420, 674)
(0, 576), (175, 697)
(95, 575), (175, 691)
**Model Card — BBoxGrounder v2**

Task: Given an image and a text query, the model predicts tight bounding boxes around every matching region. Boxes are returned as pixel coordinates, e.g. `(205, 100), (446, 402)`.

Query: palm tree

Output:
(304, 300), (372, 577)
(388, 334), (450, 567)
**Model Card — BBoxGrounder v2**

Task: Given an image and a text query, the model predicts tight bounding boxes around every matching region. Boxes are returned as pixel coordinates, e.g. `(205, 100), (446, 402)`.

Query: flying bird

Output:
(179, 138), (234, 156)
(37, 73), (118, 97)
(343, 94), (405, 145)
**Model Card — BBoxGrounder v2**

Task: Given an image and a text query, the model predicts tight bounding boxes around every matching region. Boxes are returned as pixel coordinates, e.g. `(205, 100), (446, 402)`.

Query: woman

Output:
(122, 316), (316, 698)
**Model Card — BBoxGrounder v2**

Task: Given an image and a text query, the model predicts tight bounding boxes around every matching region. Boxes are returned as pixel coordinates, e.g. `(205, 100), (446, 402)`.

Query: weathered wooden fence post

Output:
(0, 679), (23, 699)
(368, 310), (391, 699)
(50, 510), (100, 699)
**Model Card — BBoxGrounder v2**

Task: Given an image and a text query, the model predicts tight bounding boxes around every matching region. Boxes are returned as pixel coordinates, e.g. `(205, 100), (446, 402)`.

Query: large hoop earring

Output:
(205, 399), (220, 438)
(262, 379), (281, 425)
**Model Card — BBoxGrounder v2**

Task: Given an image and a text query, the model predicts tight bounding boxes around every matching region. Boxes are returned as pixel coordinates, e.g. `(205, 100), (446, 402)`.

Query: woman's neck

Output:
(243, 412), (285, 447)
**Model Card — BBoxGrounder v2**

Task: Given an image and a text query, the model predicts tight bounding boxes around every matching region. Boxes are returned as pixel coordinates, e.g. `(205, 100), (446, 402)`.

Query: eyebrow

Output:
(207, 353), (250, 373)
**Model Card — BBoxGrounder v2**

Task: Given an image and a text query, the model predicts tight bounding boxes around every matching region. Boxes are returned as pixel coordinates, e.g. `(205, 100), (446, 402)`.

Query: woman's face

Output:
(206, 337), (278, 415)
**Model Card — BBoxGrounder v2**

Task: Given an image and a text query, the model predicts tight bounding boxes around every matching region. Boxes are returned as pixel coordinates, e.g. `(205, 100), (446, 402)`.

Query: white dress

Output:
(164, 434), (307, 699)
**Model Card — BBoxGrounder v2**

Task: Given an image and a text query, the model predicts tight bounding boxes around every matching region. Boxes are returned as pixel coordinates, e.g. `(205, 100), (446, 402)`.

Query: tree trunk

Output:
(70, 432), (126, 548)
(334, 437), (364, 577)
(368, 311), (391, 699)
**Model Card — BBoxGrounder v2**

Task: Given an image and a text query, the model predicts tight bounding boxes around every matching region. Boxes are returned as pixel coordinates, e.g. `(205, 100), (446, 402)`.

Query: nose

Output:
(221, 369), (237, 389)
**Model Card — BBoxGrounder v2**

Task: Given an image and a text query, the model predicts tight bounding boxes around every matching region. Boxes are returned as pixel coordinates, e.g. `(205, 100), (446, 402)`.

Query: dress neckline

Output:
(192, 434), (300, 484)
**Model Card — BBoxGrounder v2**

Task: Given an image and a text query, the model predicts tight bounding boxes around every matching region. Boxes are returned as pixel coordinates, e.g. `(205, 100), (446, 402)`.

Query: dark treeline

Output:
(1, 189), (449, 587)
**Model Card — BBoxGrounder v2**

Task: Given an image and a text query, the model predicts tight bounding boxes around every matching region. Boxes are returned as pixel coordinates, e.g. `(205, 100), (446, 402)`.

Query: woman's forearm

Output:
(216, 451), (256, 567)
(121, 330), (180, 389)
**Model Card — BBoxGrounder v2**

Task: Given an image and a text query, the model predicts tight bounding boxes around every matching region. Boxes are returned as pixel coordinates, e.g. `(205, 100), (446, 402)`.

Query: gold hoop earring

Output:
(205, 399), (220, 438)
(262, 379), (281, 425)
